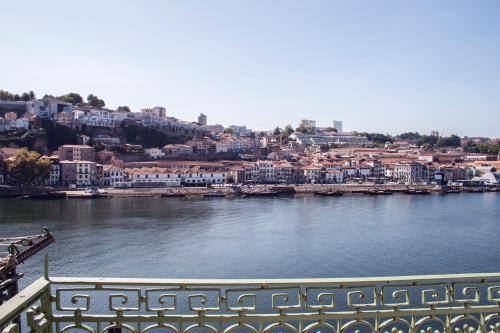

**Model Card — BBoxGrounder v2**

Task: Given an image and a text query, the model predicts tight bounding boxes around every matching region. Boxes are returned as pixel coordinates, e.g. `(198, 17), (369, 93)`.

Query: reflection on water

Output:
(1, 193), (499, 288)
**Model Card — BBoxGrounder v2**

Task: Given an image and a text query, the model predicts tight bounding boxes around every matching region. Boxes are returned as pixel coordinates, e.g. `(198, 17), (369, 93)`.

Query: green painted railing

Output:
(1, 273), (500, 333)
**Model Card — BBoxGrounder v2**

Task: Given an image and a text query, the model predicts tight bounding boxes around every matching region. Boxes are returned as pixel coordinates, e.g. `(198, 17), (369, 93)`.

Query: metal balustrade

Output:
(1, 273), (500, 333)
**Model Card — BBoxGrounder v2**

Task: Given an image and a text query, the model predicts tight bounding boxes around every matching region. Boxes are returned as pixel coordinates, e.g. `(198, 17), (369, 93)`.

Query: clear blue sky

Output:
(2, 0), (499, 137)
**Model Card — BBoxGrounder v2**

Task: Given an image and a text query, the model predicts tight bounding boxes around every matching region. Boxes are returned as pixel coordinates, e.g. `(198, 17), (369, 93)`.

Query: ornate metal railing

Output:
(1, 273), (500, 333)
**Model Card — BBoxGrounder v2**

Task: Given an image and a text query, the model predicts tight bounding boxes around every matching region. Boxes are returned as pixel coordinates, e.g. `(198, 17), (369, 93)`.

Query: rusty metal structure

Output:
(0, 228), (55, 307)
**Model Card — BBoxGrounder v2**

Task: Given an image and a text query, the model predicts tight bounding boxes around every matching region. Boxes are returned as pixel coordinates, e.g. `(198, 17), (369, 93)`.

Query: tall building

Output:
(198, 113), (207, 126)
(57, 145), (95, 162)
(333, 120), (343, 132)
(141, 106), (166, 118)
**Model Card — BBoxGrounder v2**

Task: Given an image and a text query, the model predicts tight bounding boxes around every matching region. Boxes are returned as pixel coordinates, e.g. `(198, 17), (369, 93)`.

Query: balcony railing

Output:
(1, 273), (500, 333)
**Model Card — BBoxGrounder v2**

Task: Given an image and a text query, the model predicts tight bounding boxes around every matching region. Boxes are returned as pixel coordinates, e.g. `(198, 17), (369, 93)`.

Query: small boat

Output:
(161, 191), (186, 197)
(314, 190), (345, 197)
(463, 187), (486, 193)
(244, 190), (279, 197)
(67, 187), (108, 199)
(363, 189), (393, 195)
(19, 191), (67, 200)
(403, 189), (431, 195)
(441, 188), (462, 194)
(203, 191), (226, 198)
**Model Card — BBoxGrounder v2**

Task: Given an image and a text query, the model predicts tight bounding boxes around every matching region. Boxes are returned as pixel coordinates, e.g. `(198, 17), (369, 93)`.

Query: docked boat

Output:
(363, 189), (393, 195)
(243, 190), (279, 197)
(440, 188), (462, 194)
(403, 189), (431, 195)
(314, 190), (345, 197)
(18, 191), (67, 200)
(463, 187), (486, 193)
(67, 187), (108, 199)
(203, 191), (226, 198)
(161, 190), (186, 197)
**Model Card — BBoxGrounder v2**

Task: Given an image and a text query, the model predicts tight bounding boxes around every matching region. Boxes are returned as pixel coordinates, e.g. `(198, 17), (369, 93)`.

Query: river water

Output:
(1, 193), (499, 287)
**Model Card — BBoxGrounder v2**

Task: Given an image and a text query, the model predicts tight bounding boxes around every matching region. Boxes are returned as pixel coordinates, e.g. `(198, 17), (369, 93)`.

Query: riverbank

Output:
(104, 184), (497, 197)
(3, 184), (497, 198)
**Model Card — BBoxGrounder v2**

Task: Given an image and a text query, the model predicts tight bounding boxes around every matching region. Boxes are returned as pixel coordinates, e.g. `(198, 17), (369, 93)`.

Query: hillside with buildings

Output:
(1, 90), (499, 188)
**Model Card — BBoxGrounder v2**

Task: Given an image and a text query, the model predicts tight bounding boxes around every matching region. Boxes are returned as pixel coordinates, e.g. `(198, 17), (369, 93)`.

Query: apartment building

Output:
(58, 145), (95, 162)
(60, 160), (97, 186)
(393, 162), (425, 184)
(103, 165), (124, 187)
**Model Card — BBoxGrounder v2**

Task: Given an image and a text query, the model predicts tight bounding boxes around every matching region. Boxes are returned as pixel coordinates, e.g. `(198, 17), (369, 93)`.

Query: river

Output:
(1, 193), (499, 287)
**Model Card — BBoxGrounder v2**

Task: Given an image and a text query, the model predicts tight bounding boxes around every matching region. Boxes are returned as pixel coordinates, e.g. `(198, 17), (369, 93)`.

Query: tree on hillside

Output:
(296, 119), (316, 134)
(87, 94), (105, 108)
(325, 127), (338, 132)
(224, 127), (234, 134)
(6, 149), (52, 185)
(398, 132), (421, 141)
(58, 93), (83, 104)
(117, 106), (131, 112)
(0, 90), (36, 101)
(273, 127), (281, 136)
(283, 125), (294, 136)
(436, 135), (461, 147)
(40, 118), (78, 150)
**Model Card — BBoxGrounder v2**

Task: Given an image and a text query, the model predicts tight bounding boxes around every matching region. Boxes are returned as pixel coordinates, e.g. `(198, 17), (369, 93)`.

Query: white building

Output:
(78, 109), (114, 127)
(27, 99), (72, 119)
(333, 120), (343, 132)
(103, 165), (124, 187)
(127, 167), (182, 187)
(198, 113), (207, 126)
(11, 118), (29, 130)
(393, 162), (425, 184)
(325, 170), (343, 183)
(141, 106), (166, 118)
(184, 169), (226, 185)
(144, 148), (165, 160)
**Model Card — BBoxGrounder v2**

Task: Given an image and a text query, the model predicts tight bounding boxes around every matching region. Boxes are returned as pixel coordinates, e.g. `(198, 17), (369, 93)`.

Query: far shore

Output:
(3, 183), (497, 198)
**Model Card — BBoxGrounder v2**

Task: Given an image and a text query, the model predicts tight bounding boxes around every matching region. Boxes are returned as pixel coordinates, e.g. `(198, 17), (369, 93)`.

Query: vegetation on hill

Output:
(0, 89), (36, 101)
(6, 148), (52, 185)
(39, 119), (78, 151)
(464, 142), (500, 155)
(121, 124), (187, 148)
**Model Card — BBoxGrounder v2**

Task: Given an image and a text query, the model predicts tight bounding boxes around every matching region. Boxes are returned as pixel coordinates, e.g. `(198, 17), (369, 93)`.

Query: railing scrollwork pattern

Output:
(1, 274), (500, 333)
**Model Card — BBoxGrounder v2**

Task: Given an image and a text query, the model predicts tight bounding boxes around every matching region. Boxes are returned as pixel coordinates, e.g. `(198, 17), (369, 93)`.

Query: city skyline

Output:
(2, 0), (499, 136)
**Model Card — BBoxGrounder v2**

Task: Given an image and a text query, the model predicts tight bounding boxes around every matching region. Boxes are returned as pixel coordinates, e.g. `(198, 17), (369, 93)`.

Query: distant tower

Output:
(198, 113), (207, 126)
(333, 120), (343, 132)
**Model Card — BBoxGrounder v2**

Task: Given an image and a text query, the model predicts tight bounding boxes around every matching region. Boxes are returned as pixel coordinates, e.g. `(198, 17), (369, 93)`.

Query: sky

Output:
(1, 0), (499, 137)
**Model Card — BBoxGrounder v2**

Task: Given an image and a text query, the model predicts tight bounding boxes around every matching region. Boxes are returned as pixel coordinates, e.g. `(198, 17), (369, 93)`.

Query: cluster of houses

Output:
(0, 98), (208, 136)
(2, 143), (499, 188)
(1, 97), (499, 188)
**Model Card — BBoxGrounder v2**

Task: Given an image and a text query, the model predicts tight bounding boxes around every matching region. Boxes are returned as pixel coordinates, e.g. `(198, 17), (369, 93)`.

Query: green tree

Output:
(40, 118), (78, 150)
(58, 93), (83, 104)
(87, 94), (105, 108)
(325, 127), (338, 132)
(6, 149), (52, 185)
(117, 106), (131, 112)
(224, 127), (234, 134)
(21, 92), (31, 101)
(296, 119), (316, 134)
(283, 125), (294, 136)
(398, 132), (421, 141)
(436, 135), (461, 147)
(273, 127), (281, 136)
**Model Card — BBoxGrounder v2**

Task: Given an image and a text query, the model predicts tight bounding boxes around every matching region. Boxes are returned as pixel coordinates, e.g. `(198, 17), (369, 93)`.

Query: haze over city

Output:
(2, 0), (499, 136)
